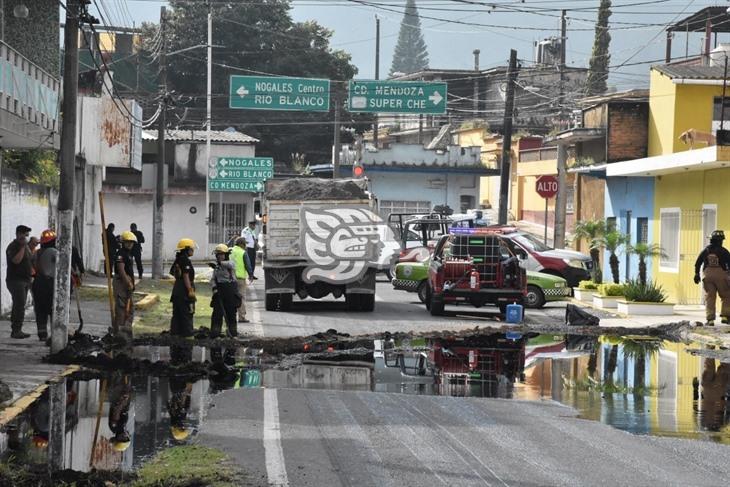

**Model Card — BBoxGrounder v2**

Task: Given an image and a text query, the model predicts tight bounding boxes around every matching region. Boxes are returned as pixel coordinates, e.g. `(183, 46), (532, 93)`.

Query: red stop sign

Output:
(536, 175), (558, 199)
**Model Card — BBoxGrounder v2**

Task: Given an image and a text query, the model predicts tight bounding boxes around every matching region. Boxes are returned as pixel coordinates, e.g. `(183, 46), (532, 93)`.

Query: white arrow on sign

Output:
(429, 91), (443, 105)
(236, 86), (249, 98)
(220, 170), (228, 178)
(219, 158), (228, 166)
(255, 181), (264, 191)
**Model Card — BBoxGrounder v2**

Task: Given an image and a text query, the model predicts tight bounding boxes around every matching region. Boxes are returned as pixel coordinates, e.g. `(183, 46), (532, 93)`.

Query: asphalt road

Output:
(245, 277), (575, 338)
(198, 387), (730, 487)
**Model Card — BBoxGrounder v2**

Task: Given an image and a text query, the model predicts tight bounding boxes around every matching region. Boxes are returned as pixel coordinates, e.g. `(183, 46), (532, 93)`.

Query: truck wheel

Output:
(265, 294), (278, 311)
(525, 285), (546, 309)
(429, 291), (445, 316)
(417, 281), (428, 303)
(499, 303), (508, 317)
(360, 294), (375, 312)
(279, 293), (293, 311)
(345, 292), (360, 311)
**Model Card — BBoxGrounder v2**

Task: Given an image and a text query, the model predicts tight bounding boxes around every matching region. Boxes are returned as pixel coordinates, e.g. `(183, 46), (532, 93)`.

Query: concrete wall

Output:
(102, 190), (254, 266)
(368, 171), (479, 215)
(0, 174), (51, 314)
(607, 102), (649, 163)
(604, 176), (654, 284)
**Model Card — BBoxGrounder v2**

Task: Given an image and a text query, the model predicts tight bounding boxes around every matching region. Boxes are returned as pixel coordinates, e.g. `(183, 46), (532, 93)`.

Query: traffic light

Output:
(352, 161), (365, 178)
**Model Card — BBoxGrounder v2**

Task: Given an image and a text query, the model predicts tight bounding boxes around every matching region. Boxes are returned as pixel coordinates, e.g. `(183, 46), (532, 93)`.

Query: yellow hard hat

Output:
(170, 426), (190, 441)
(111, 439), (131, 452)
(120, 231), (137, 243)
(213, 243), (231, 254)
(176, 238), (197, 251)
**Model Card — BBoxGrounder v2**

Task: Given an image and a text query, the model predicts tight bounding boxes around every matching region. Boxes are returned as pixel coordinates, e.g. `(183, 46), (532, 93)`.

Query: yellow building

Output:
(607, 63), (730, 305)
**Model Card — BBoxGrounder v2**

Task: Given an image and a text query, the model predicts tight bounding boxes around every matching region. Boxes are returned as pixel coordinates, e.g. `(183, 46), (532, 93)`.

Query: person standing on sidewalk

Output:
(32, 230), (58, 342)
(169, 238), (197, 337)
(113, 231), (137, 342)
(209, 244), (240, 338)
(105, 223), (119, 276)
(130, 223), (145, 280)
(230, 238), (250, 323)
(694, 230), (730, 326)
(241, 221), (258, 279)
(5, 225), (33, 339)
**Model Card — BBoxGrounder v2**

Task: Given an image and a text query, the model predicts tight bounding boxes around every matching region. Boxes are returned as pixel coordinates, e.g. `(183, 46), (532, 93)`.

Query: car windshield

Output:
(513, 233), (552, 252)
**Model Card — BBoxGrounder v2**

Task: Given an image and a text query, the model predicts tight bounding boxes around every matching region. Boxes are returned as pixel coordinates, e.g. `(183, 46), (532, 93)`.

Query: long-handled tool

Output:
(71, 273), (84, 334)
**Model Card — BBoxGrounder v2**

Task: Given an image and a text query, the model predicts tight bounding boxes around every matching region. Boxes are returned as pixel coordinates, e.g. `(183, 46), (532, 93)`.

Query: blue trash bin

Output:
(505, 303), (523, 324)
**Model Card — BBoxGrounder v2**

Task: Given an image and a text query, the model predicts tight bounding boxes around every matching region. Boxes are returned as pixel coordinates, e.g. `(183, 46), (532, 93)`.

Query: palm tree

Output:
(599, 230), (629, 284)
(573, 219), (606, 282)
(619, 337), (662, 393)
(626, 243), (666, 285)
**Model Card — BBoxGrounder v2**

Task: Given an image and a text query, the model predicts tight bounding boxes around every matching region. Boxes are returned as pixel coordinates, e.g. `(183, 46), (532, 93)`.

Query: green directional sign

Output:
(208, 157), (274, 192)
(229, 75), (330, 112)
(348, 80), (447, 114)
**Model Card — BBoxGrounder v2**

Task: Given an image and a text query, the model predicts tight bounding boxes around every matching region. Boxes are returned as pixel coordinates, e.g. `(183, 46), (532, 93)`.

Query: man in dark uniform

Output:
(130, 223), (145, 280)
(694, 230), (730, 326)
(107, 373), (133, 453)
(5, 225), (33, 338)
(32, 229), (58, 342)
(105, 223), (119, 276)
(170, 238), (196, 337)
(113, 231), (137, 342)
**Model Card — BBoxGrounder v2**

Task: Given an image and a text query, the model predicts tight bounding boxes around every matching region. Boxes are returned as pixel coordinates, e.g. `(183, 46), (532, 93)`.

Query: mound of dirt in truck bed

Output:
(267, 178), (368, 200)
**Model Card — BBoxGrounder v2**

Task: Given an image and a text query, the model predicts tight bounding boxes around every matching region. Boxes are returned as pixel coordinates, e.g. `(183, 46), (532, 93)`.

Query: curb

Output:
(0, 365), (80, 427)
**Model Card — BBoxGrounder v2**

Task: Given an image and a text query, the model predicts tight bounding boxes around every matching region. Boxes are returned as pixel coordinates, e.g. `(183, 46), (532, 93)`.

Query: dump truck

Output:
(263, 178), (393, 312)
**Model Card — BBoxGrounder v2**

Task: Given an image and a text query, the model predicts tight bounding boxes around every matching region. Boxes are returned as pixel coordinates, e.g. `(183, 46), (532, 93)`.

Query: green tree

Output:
(626, 243), (666, 285)
(144, 1), (363, 164)
(598, 230), (629, 284)
(585, 0), (612, 96)
(389, 0), (429, 76)
(3, 150), (59, 189)
(573, 219), (606, 282)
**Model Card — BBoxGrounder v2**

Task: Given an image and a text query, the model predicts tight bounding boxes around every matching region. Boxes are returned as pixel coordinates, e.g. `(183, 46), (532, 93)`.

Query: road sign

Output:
(208, 157), (274, 192)
(229, 75), (330, 112)
(536, 175), (559, 199)
(347, 80), (447, 114)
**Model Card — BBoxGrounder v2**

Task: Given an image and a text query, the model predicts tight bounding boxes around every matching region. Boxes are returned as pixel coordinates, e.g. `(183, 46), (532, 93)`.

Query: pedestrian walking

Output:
(169, 238), (197, 337)
(112, 231), (137, 342)
(209, 244), (240, 338)
(241, 220), (258, 279)
(694, 229), (730, 326)
(31, 230), (58, 342)
(105, 223), (119, 276)
(130, 223), (145, 279)
(230, 238), (250, 323)
(5, 225), (33, 339)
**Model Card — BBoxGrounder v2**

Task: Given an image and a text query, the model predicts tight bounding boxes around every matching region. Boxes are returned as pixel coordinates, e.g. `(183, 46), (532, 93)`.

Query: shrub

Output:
(623, 279), (667, 303)
(597, 283), (625, 297)
(578, 280), (598, 290)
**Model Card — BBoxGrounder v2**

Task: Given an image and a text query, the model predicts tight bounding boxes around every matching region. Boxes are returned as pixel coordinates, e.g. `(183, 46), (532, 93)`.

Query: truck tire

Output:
(279, 293), (293, 311)
(265, 293), (279, 311)
(346, 292), (370, 311)
(360, 293), (375, 312)
(429, 290), (445, 316)
(417, 281), (428, 303)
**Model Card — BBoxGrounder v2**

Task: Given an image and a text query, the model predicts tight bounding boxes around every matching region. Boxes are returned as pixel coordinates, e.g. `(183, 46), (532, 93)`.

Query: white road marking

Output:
(247, 283), (264, 337)
(263, 388), (289, 487)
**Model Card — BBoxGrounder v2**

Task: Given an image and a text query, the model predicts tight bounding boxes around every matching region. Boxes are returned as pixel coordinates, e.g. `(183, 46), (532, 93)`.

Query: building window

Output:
(606, 217), (617, 232)
(702, 204), (717, 246)
(460, 195), (475, 213)
(379, 200), (431, 220)
(566, 186), (575, 213)
(636, 217), (649, 244)
(659, 208), (680, 272)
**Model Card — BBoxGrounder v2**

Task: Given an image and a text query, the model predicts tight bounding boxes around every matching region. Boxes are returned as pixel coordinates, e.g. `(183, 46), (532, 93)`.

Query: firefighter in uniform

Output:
(694, 230), (730, 326)
(113, 231), (137, 341)
(108, 373), (133, 453)
(170, 238), (197, 337)
(32, 229), (57, 341)
(209, 244), (241, 338)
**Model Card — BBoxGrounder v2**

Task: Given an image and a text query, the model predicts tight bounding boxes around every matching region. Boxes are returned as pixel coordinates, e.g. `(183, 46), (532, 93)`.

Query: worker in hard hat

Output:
(168, 375), (193, 442)
(108, 373), (133, 453)
(694, 230), (730, 326)
(113, 231), (137, 342)
(209, 244), (241, 338)
(170, 238), (197, 337)
(230, 237), (250, 323)
(31, 229), (57, 342)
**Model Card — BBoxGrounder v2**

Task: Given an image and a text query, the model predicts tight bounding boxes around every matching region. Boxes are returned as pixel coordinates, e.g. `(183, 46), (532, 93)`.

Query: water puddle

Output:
(1, 332), (728, 474)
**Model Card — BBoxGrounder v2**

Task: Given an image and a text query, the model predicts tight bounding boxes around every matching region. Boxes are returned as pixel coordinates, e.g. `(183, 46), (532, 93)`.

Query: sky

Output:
(99, 0), (730, 90)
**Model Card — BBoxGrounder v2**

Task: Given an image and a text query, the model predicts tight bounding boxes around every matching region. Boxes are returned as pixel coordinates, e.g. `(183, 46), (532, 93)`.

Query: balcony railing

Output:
(0, 40), (59, 137)
(518, 147), (557, 162)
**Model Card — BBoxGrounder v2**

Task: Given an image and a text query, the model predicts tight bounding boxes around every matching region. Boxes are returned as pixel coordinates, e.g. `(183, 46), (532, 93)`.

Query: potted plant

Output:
(573, 219), (606, 283)
(617, 279), (675, 316)
(593, 283), (625, 309)
(598, 230), (629, 284)
(573, 280), (598, 302)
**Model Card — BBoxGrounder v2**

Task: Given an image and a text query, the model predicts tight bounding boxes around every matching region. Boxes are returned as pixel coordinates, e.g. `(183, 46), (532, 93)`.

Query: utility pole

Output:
(373, 15), (380, 148)
(553, 9), (568, 248)
(152, 6), (166, 278)
(497, 49), (518, 225)
(205, 1), (212, 255)
(333, 96), (341, 179)
(51, 0), (80, 354)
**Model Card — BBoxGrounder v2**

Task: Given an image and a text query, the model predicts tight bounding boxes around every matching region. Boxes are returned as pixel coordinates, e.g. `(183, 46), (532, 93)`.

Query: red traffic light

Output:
(353, 164), (365, 178)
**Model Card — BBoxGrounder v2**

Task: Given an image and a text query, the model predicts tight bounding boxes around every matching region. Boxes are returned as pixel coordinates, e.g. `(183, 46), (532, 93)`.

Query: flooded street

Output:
(1, 332), (727, 477)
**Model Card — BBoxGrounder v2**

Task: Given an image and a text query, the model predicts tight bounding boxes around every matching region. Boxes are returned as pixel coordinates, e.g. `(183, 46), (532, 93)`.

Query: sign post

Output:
(536, 175), (559, 245)
(229, 75), (330, 112)
(347, 80), (447, 114)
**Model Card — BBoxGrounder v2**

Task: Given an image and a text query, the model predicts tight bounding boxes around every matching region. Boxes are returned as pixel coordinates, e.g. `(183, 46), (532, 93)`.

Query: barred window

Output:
(659, 209), (680, 272)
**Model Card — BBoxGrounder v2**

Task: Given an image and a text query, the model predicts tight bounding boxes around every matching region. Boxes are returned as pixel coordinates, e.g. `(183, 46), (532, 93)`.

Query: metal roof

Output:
(667, 7), (730, 33)
(142, 129), (258, 144)
(652, 64), (729, 80)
